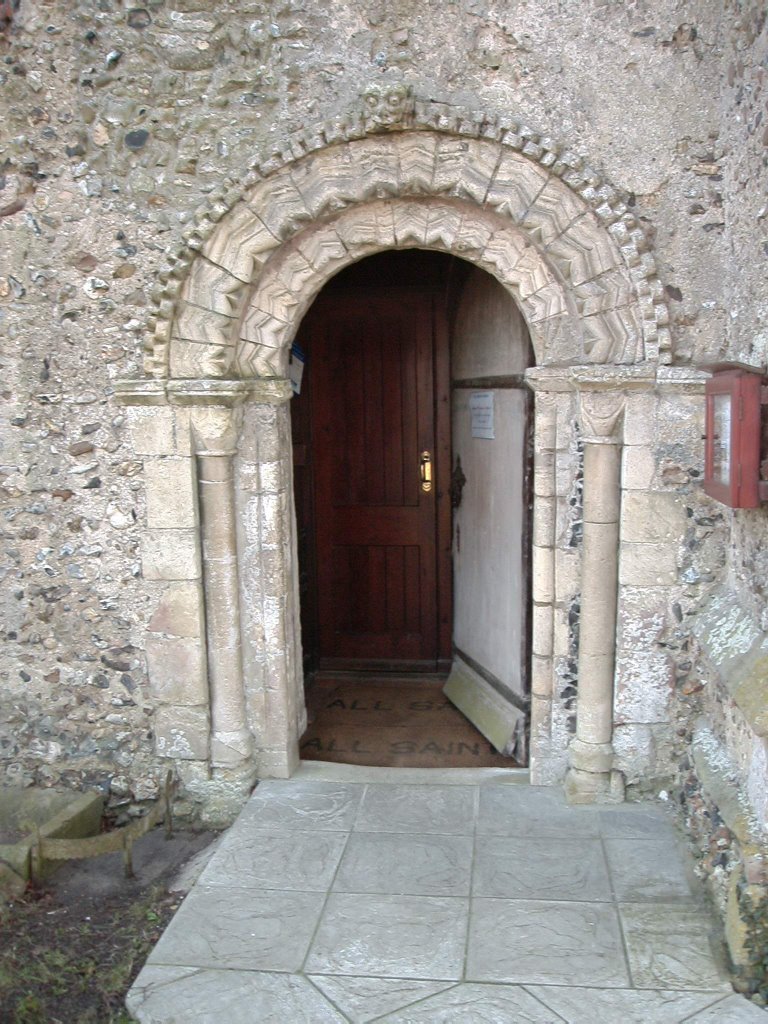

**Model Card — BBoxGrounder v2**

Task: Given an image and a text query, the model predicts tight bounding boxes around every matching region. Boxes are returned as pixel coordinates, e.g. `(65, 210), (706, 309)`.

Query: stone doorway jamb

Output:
(116, 377), (294, 820)
(526, 365), (656, 803)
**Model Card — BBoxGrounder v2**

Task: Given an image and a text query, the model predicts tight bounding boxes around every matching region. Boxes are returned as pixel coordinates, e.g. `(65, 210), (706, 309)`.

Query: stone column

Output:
(565, 390), (625, 804)
(191, 405), (253, 768)
(237, 383), (305, 779)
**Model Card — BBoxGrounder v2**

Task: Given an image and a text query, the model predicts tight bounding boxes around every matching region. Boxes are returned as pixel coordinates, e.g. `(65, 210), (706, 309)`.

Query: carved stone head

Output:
(361, 82), (415, 129)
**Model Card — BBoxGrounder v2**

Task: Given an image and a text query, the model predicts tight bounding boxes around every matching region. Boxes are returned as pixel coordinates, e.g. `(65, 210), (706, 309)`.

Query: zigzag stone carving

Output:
(234, 198), (584, 378)
(145, 95), (670, 379)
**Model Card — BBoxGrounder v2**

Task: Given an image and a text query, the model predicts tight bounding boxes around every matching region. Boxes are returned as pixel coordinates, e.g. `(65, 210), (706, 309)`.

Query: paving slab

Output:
(597, 804), (678, 840)
(127, 966), (346, 1023)
(333, 831), (473, 896)
(525, 986), (726, 1023)
(681, 994), (768, 1021)
(236, 778), (364, 831)
(146, 886), (325, 972)
(127, 763), (761, 1023)
(467, 897), (630, 987)
(472, 834), (612, 901)
(604, 837), (696, 902)
(354, 782), (477, 834)
(307, 976), (455, 1023)
(305, 892), (469, 979)
(375, 982), (563, 1022)
(619, 902), (732, 990)
(477, 783), (601, 837)
(196, 826), (347, 891)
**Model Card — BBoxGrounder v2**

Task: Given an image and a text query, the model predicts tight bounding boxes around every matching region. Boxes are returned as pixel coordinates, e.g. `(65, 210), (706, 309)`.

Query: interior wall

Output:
(450, 268), (533, 701)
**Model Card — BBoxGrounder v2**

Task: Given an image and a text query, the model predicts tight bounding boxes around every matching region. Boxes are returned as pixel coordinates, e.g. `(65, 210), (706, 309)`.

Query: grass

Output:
(0, 874), (181, 1023)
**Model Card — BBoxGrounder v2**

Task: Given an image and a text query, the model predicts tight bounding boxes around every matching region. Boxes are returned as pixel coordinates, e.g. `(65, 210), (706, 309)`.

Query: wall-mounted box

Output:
(703, 365), (766, 509)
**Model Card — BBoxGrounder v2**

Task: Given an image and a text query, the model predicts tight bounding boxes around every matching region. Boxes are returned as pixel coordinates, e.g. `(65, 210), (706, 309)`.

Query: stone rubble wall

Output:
(720, 0), (768, 641)
(669, 4), (768, 998)
(0, 1), (758, 821)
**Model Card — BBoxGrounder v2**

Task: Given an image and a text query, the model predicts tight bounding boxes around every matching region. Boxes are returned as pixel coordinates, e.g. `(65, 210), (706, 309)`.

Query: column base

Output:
(568, 736), (614, 774)
(564, 766), (625, 805)
(174, 761), (259, 827)
(254, 741), (301, 780)
(211, 728), (254, 767)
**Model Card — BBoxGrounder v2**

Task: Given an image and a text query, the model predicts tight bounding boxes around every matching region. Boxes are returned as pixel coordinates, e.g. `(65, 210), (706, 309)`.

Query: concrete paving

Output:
(127, 764), (766, 1023)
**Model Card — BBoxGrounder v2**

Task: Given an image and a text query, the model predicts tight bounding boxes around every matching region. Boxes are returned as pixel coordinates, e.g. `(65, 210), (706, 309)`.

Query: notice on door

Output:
(289, 342), (306, 395)
(470, 391), (495, 439)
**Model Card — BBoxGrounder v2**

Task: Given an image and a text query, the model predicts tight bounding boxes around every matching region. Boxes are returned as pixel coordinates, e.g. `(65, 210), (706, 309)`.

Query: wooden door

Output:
(298, 287), (450, 671)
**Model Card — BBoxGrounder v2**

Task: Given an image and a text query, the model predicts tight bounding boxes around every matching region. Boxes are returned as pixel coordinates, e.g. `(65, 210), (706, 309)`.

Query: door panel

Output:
(302, 289), (442, 668)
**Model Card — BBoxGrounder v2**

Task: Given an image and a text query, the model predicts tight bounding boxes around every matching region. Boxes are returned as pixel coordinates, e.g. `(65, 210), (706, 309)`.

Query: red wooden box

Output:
(703, 366), (765, 508)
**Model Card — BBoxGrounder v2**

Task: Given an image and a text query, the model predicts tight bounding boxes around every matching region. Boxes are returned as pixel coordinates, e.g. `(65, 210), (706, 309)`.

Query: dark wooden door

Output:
(298, 287), (451, 671)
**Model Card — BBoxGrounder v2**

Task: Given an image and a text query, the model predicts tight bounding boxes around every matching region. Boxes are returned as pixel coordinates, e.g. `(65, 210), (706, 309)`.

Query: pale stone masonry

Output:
(1, 0), (767, 992)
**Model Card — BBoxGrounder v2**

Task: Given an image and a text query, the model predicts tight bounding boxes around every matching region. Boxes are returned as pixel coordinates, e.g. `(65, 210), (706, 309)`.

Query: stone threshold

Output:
(293, 760), (531, 786)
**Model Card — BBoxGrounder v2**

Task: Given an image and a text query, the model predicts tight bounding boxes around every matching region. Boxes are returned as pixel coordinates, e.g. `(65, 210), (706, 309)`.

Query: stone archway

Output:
(152, 130), (667, 379)
(117, 97), (673, 819)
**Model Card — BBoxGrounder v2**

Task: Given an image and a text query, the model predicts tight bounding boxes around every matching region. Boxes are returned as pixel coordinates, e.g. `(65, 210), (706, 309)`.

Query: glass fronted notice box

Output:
(703, 365), (766, 509)
(710, 391), (733, 487)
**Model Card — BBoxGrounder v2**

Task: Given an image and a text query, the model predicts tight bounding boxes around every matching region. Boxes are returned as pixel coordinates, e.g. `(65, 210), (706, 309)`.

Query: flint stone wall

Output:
(0, 1), (762, 828)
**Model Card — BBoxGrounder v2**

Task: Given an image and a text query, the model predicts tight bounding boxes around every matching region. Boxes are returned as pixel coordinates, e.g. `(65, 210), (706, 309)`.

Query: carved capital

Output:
(191, 405), (242, 456)
(534, 391), (558, 413)
(578, 391), (625, 444)
(360, 81), (415, 130)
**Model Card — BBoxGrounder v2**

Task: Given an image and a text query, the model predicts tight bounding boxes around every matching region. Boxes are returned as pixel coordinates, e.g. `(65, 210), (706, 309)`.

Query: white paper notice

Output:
(470, 391), (495, 439)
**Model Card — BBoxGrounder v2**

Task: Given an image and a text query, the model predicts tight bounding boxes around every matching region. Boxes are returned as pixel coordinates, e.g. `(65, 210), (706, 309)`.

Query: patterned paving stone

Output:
(236, 779), (365, 831)
(619, 903), (732, 990)
(127, 966), (346, 1023)
(307, 977), (455, 1024)
(467, 898), (629, 987)
(473, 835), (612, 902)
(683, 994), (768, 1021)
(354, 783), (477, 834)
(375, 982), (566, 1022)
(196, 827), (347, 891)
(333, 831), (473, 896)
(604, 838), (696, 902)
(477, 785), (601, 838)
(597, 805), (677, 840)
(526, 985), (727, 1023)
(305, 893), (469, 979)
(146, 886), (325, 972)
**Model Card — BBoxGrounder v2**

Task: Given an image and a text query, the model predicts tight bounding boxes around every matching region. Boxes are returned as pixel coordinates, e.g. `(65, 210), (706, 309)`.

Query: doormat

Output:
(300, 675), (519, 769)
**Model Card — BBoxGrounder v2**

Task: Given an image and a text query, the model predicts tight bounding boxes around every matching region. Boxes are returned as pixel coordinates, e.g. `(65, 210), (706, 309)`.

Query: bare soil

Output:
(0, 827), (217, 1024)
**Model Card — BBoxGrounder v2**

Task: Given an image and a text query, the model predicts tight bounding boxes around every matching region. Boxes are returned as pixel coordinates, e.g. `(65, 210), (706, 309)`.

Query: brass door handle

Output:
(420, 451), (433, 492)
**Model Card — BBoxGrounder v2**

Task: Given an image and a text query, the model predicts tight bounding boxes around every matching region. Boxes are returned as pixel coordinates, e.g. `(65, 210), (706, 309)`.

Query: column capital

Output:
(579, 391), (625, 444)
(191, 406), (241, 457)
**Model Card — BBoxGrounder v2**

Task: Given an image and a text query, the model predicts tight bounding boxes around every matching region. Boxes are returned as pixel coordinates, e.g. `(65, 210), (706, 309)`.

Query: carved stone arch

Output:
(235, 198), (582, 378)
(175, 197), (580, 378)
(148, 126), (669, 378)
